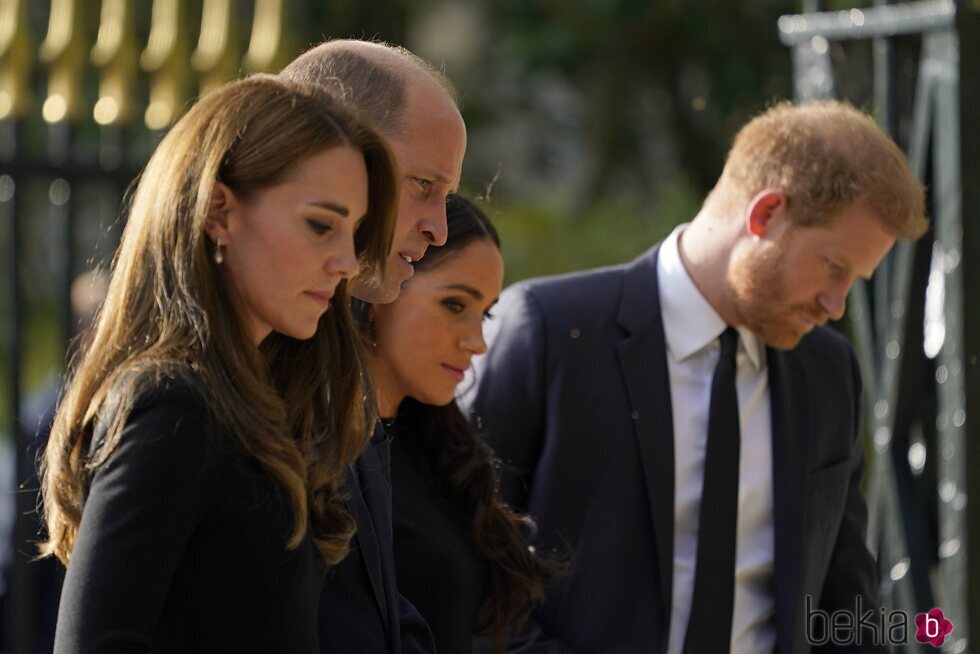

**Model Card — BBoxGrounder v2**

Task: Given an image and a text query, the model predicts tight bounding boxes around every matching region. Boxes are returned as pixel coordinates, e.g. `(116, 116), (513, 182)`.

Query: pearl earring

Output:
(214, 238), (224, 265)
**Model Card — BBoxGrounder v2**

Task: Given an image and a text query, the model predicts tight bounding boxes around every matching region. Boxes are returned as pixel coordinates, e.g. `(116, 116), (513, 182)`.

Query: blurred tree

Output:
(467, 0), (796, 210)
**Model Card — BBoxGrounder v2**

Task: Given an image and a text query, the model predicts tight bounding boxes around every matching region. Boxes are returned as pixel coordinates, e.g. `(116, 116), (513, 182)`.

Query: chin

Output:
(413, 391), (457, 408)
(756, 323), (808, 351)
(350, 279), (401, 305)
(285, 330), (319, 342)
(276, 321), (320, 342)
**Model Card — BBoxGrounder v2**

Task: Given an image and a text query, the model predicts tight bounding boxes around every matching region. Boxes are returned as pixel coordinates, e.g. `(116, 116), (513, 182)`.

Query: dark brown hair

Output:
(383, 196), (563, 649)
(41, 74), (398, 566)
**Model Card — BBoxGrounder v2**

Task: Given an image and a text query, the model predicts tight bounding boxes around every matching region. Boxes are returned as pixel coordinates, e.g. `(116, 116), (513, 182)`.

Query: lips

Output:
(393, 255), (414, 280)
(796, 310), (827, 332)
(441, 363), (468, 381)
(395, 249), (424, 280)
(304, 290), (334, 307)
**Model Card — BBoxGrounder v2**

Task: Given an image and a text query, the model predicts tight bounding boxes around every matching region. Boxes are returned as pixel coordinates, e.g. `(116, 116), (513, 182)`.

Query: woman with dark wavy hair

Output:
(366, 194), (562, 652)
(40, 74), (397, 652)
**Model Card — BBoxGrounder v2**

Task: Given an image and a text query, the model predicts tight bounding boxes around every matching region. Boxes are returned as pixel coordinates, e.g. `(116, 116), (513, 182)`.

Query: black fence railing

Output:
(780, 1), (978, 651)
(0, 3), (300, 651)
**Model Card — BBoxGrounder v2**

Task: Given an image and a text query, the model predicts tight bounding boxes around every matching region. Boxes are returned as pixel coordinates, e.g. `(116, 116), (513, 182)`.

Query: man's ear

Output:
(745, 189), (788, 237)
(204, 181), (238, 243)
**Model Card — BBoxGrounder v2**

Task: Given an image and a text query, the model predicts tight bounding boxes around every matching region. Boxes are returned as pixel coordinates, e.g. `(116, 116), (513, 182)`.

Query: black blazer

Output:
(465, 244), (885, 654)
(318, 422), (436, 653)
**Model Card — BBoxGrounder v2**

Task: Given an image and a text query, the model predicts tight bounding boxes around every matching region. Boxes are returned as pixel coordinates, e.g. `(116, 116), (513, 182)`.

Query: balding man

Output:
(466, 101), (927, 653)
(284, 40), (465, 302)
(281, 40), (466, 653)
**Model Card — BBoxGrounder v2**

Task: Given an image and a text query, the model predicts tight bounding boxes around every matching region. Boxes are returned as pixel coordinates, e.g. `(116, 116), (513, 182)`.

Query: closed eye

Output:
(307, 219), (332, 236)
(442, 298), (465, 314)
(825, 258), (846, 276)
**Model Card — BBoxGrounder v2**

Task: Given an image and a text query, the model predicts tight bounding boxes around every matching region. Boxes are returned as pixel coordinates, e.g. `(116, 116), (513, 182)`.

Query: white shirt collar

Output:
(657, 224), (765, 370)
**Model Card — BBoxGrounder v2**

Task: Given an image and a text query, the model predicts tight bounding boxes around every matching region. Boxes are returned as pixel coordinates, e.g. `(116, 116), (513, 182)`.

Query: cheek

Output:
(376, 306), (426, 353)
(377, 309), (447, 369)
(395, 192), (421, 235)
(223, 248), (270, 308)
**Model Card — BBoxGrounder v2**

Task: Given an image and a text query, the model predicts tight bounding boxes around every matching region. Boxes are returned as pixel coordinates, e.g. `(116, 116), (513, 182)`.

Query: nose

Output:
(419, 199), (449, 247)
(459, 324), (488, 356)
(327, 236), (359, 280)
(817, 286), (849, 321)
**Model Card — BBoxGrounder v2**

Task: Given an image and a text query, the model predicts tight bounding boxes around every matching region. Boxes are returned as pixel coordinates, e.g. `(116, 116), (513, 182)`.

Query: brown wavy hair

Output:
(373, 196), (564, 649)
(40, 74), (398, 567)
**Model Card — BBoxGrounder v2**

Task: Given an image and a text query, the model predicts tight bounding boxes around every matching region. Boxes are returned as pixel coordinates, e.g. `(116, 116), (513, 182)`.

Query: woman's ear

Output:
(204, 181), (238, 243)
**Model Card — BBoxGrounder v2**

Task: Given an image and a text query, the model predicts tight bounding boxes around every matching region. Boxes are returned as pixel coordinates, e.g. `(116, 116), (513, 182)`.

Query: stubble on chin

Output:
(349, 273), (403, 305)
(729, 245), (806, 351)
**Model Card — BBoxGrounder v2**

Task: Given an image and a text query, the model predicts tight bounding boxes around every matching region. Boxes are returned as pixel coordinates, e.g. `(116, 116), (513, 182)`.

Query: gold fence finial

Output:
(0, 0), (32, 120)
(192, 0), (238, 95)
(243, 0), (291, 72)
(91, 0), (137, 126)
(140, 0), (191, 130)
(39, 0), (88, 124)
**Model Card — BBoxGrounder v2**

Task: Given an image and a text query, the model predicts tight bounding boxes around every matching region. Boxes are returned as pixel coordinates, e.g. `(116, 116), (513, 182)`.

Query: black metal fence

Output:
(0, 3), (301, 651)
(2, 0), (976, 652)
(781, 0), (979, 651)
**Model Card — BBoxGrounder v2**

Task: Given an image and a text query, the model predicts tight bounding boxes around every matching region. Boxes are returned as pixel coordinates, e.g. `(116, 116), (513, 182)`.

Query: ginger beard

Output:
(728, 238), (829, 351)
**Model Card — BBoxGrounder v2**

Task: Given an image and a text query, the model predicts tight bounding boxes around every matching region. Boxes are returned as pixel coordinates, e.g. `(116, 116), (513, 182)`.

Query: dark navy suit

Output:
(318, 422), (435, 653)
(464, 244), (885, 654)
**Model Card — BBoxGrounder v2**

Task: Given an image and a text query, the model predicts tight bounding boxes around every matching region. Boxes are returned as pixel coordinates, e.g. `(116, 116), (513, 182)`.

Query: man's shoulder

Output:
(505, 247), (656, 313)
(497, 264), (626, 332)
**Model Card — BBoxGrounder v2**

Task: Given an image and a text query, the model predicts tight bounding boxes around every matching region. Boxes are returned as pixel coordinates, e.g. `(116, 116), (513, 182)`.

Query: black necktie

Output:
(683, 327), (740, 654)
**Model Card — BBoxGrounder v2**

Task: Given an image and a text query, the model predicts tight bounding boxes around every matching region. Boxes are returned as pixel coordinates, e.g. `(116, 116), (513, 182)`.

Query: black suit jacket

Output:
(465, 244), (884, 654)
(318, 423), (436, 653)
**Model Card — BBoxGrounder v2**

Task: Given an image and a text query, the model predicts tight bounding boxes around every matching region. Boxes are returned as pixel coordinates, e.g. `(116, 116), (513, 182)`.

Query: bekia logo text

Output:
(806, 596), (953, 648)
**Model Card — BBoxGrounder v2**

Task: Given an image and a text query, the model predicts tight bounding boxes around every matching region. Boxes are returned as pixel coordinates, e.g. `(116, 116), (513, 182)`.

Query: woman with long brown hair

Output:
(365, 195), (562, 652)
(40, 74), (397, 652)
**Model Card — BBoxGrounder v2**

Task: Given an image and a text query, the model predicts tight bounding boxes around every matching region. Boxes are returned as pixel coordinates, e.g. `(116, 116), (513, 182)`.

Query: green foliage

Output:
(483, 174), (703, 285)
(0, 297), (66, 430)
(478, 0), (795, 205)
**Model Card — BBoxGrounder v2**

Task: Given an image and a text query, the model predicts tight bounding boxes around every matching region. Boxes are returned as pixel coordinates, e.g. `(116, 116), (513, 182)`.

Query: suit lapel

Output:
(362, 435), (402, 650)
(345, 461), (390, 629)
(768, 348), (811, 654)
(615, 245), (675, 635)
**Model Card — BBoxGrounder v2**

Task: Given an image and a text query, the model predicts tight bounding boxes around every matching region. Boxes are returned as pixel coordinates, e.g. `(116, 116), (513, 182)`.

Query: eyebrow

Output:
(433, 171), (460, 195)
(306, 200), (349, 217)
(444, 283), (484, 301)
(841, 258), (875, 281)
(827, 253), (873, 281)
(410, 165), (459, 194)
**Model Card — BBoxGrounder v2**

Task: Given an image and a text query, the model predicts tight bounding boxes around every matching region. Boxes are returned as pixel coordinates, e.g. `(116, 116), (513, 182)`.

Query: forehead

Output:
(247, 146), (369, 218)
(387, 82), (466, 184)
(416, 240), (503, 288)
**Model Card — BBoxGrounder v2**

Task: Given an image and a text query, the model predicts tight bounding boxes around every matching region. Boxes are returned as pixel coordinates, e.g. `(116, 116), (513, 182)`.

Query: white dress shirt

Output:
(658, 224), (777, 654)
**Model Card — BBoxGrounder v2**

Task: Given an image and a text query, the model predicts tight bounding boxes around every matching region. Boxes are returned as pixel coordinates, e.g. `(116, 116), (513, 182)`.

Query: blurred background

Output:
(0, 0), (977, 652)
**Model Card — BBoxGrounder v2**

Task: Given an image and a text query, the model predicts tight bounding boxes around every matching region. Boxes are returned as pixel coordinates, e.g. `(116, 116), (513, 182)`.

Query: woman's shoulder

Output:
(131, 373), (211, 416)
(84, 373), (231, 514)
(99, 372), (226, 463)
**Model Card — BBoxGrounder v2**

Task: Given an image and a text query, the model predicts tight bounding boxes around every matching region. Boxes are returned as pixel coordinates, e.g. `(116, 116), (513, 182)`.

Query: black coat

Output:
(318, 422), (436, 653)
(464, 244), (885, 654)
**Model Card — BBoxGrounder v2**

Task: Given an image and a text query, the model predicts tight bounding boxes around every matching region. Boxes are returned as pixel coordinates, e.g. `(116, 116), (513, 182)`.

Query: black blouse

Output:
(54, 381), (325, 653)
(388, 413), (488, 654)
